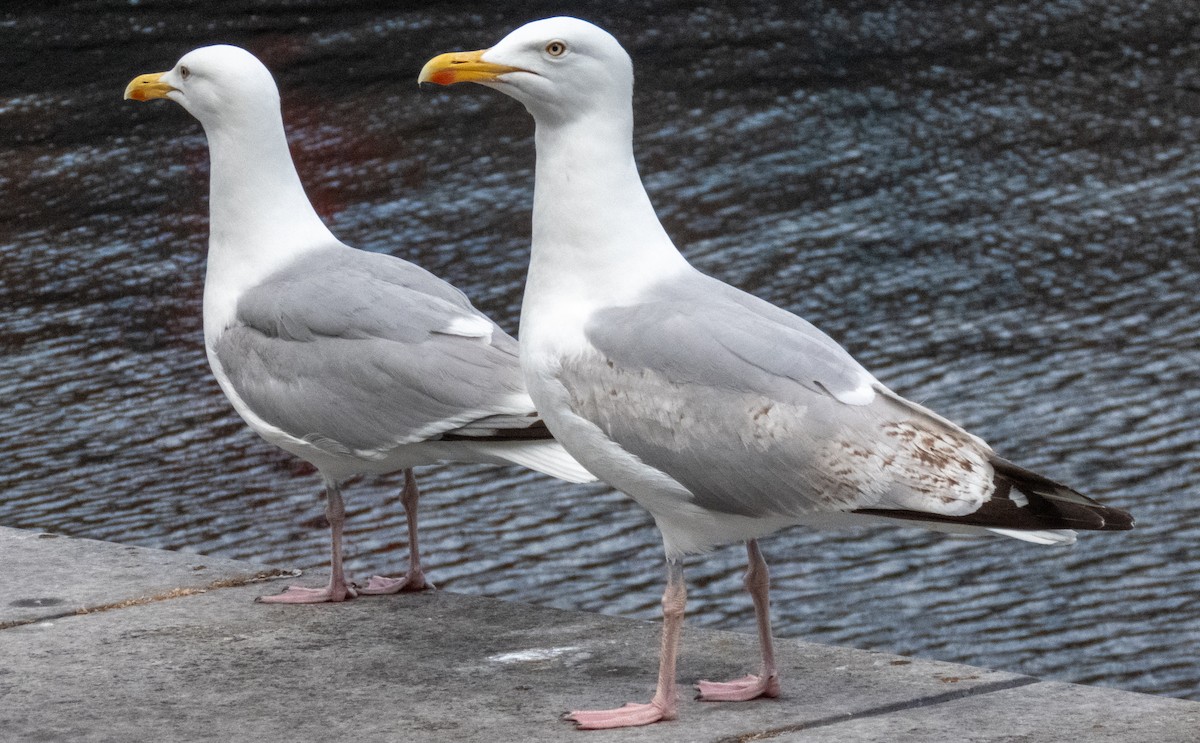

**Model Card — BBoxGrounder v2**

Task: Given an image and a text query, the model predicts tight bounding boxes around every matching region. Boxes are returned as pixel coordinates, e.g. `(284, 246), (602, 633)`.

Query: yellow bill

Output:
(124, 72), (176, 101)
(418, 49), (524, 86)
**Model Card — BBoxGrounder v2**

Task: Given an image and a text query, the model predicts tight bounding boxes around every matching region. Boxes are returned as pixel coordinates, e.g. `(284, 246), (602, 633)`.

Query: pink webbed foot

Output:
(256, 578), (358, 604)
(564, 700), (675, 730)
(358, 569), (433, 595)
(565, 559), (685, 729)
(695, 673), (780, 702)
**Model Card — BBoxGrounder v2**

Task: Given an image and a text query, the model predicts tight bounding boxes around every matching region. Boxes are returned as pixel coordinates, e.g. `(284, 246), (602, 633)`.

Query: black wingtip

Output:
(854, 457), (1134, 534)
(1095, 505), (1135, 531)
(439, 419), (557, 442)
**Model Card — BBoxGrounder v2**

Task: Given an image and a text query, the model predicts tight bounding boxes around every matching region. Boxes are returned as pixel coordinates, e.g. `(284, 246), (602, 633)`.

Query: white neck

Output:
(200, 108), (335, 340)
(521, 110), (690, 347)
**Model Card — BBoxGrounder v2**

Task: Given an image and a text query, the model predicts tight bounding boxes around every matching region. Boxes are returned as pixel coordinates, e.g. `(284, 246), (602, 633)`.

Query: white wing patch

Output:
(441, 314), (495, 340)
(830, 373), (877, 406)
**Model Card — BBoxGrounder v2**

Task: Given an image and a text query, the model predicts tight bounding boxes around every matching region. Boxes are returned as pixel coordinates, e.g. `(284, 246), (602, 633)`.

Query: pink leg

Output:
(361, 468), (431, 594)
(258, 479), (358, 604)
(565, 560), (685, 729)
(696, 539), (780, 701)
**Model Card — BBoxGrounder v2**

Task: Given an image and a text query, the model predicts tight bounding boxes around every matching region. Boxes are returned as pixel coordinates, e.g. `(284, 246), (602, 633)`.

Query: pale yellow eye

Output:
(545, 40), (567, 57)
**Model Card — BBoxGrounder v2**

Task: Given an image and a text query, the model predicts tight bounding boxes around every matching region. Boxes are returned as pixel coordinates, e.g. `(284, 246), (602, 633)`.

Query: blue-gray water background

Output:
(2, 0), (1197, 700)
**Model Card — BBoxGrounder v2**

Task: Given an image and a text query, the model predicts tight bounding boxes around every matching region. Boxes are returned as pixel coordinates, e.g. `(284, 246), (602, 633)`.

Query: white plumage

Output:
(125, 44), (593, 604)
(422, 17), (1131, 728)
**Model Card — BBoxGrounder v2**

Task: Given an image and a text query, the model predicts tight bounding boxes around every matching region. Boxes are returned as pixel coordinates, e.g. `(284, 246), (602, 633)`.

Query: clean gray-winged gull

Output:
(420, 17), (1134, 729)
(123, 44), (594, 604)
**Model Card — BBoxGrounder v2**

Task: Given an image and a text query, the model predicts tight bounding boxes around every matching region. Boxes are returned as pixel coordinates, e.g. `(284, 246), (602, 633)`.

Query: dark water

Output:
(2, 0), (1198, 701)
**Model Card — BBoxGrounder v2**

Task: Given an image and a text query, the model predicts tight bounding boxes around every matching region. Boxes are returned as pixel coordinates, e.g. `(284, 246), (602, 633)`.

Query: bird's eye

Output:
(545, 40), (567, 57)
(179, 65), (191, 80)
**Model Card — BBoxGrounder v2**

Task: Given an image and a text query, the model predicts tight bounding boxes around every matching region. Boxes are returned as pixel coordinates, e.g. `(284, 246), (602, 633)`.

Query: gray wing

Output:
(571, 271), (993, 519)
(214, 245), (536, 456)
(587, 271), (878, 410)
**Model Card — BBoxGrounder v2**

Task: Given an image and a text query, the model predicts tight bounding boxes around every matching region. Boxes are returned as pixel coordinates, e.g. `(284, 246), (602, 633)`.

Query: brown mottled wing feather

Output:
(854, 439), (1133, 532)
(573, 270), (1132, 533)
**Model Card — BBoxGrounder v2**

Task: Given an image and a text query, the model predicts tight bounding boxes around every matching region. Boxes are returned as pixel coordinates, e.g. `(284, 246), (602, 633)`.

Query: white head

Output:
(419, 17), (688, 301)
(419, 17), (633, 127)
(123, 43), (335, 302)
(124, 44), (281, 133)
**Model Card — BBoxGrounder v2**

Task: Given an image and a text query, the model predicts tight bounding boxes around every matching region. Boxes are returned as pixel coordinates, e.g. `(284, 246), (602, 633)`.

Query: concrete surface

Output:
(0, 526), (1195, 742)
(0, 527), (294, 627)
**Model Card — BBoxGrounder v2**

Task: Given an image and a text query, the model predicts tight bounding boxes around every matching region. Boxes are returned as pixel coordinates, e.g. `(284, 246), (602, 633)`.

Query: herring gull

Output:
(124, 44), (593, 604)
(420, 17), (1134, 729)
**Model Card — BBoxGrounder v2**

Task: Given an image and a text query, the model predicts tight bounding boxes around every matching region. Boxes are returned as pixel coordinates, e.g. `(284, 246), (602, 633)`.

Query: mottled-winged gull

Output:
(124, 44), (593, 604)
(420, 17), (1134, 729)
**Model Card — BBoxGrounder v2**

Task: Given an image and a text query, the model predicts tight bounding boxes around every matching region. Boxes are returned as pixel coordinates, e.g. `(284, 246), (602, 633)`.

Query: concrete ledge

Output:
(1, 526), (1196, 742)
(0, 527), (293, 628)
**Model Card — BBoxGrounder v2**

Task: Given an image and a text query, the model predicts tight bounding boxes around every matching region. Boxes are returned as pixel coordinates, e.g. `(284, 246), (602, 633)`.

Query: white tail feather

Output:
(986, 527), (1077, 545)
(471, 440), (597, 483)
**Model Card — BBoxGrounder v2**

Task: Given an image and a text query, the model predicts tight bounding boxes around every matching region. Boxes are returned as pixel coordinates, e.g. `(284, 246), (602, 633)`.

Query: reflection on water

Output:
(2, 1), (1198, 700)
